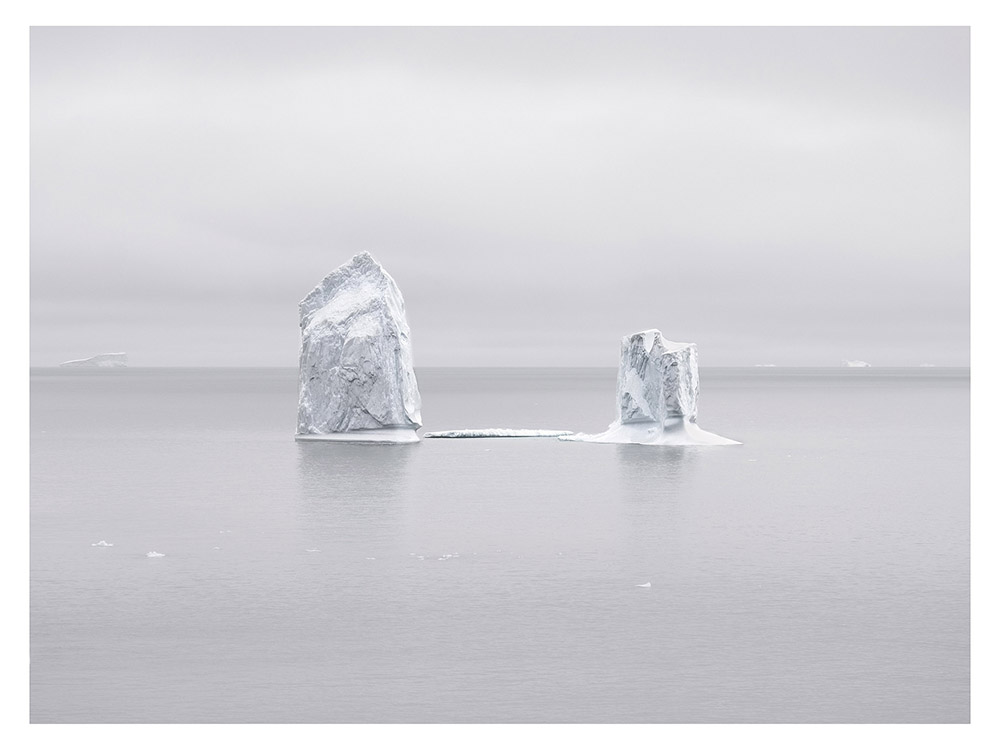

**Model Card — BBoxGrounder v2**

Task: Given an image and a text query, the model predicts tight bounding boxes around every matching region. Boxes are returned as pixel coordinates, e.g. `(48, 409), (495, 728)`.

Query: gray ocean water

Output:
(30, 367), (970, 723)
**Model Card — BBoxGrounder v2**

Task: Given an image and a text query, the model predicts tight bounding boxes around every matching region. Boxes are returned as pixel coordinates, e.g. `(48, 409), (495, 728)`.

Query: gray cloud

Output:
(31, 27), (969, 366)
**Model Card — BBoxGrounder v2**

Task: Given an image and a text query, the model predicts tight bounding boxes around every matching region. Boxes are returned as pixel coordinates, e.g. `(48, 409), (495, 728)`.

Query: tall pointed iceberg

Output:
(562, 329), (739, 446)
(295, 252), (422, 443)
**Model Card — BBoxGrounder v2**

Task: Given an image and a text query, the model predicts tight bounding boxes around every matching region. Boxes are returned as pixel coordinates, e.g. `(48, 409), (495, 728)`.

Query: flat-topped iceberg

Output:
(561, 329), (739, 446)
(844, 360), (872, 368)
(59, 352), (127, 367)
(424, 429), (573, 438)
(295, 252), (422, 443)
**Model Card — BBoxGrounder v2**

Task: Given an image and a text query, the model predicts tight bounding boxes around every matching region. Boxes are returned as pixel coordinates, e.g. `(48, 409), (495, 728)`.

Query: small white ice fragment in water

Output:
(636, 582), (652, 588)
(146, 551), (165, 558)
(365, 557), (376, 560)
(306, 549), (320, 553)
(91, 540), (113, 547)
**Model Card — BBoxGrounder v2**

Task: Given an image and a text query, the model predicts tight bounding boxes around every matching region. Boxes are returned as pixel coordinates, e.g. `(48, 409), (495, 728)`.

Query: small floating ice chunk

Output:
(306, 548), (320, 553)
(423, 428), (573, 438)
(365, 557), (376, 560)
(146, 551), (165, 558)
(91, 540), (113, 547)
(636, 582), (652, 588)
(843, 360), (872, 368)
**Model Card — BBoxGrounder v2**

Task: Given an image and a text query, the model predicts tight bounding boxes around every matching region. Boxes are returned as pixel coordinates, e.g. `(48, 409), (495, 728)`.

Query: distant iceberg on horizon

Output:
(561, 329), (739, 446)
(295, 252), (422, 444)
(843, 360), (872, 368)
(59, 352), (127, 367)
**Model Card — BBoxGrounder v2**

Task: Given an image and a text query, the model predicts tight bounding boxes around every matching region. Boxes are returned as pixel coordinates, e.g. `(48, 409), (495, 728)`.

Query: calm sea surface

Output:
(30, 367), (970, 723)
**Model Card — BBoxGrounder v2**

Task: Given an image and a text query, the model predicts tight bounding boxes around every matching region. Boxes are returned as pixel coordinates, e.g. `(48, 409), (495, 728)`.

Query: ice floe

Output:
(423, 428), (573, 438)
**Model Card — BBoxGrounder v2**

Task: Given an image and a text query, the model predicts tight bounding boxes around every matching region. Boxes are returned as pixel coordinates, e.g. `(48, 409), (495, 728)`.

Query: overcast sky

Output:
(30, 27), (969, 367)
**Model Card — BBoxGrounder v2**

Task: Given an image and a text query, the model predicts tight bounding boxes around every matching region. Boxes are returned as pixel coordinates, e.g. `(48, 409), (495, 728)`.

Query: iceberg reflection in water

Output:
(30, 366), (968, 722)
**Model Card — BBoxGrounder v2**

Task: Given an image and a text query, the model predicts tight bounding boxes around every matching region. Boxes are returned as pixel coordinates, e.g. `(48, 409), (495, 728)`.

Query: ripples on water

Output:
(30, 367), (969, 722)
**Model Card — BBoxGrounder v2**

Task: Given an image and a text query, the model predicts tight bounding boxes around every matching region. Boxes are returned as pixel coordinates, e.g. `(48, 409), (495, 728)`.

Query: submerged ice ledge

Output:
(423, 428), (573, 439)
(560, 418), (740, 446)
(295, 427), (419, 444)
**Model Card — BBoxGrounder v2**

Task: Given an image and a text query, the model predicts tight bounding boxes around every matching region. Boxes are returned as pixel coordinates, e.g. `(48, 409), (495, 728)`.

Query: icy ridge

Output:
(424, 429), (573, 438)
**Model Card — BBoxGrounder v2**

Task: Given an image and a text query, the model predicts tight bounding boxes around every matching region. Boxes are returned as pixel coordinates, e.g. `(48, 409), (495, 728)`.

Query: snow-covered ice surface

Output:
(295, 252), (422, 443)
(562, 329), (739, 446)
(59, 352), (127, 367)
(562, 418), (739, 446)
(423, 428), (573, 438)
